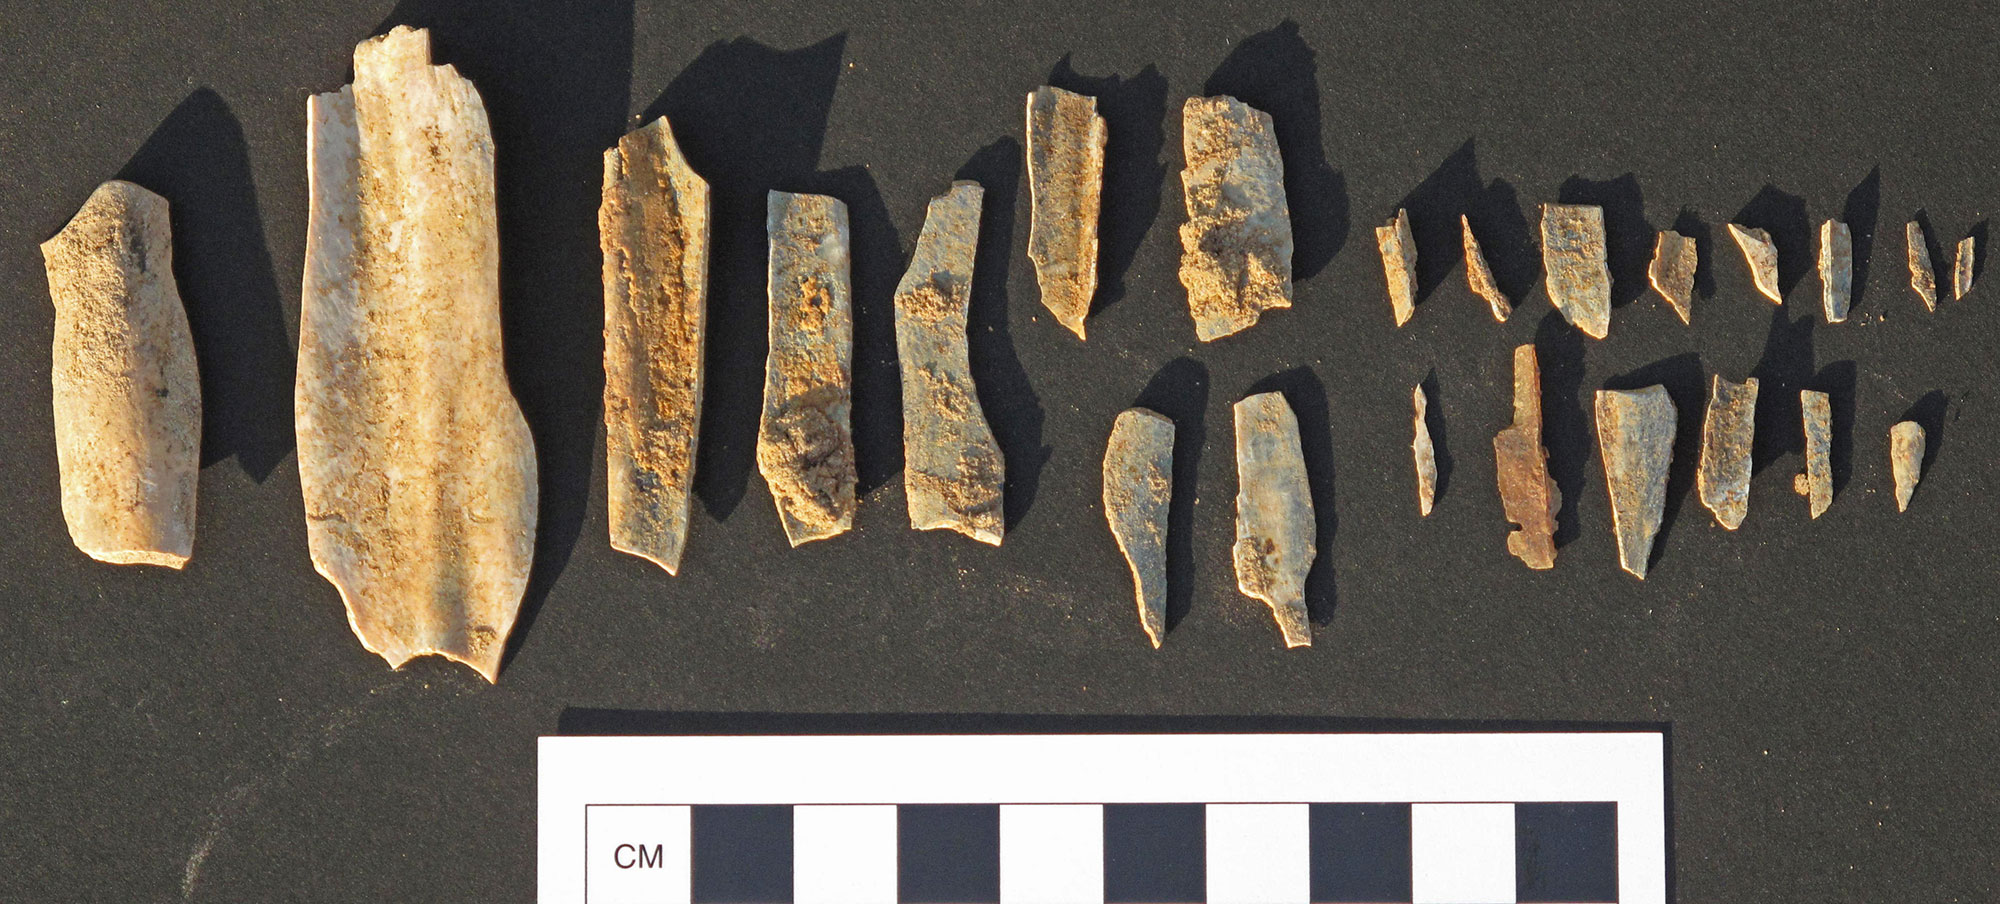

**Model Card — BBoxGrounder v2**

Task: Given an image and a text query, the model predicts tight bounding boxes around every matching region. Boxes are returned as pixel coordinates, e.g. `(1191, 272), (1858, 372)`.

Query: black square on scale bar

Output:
(691, 804), (793, 903)
(898, 804), (1000, 903)
(1103, 803), (1206, 903)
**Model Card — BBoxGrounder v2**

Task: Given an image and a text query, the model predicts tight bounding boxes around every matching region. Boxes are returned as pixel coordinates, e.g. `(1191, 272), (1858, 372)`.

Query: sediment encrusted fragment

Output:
(1819, 220), (1852, 324)
(1648, 229), (1696, 325)
(1103, 408), (1174, 648)
(1890, 421), (1925, 512)
(895, 181), (1003, 546)
(1461, 215), (1512, 321)
(1596, 386), (1676, 579)
(600, 116), (710, 575)
(1232, 392), (1314, 648)
(1025, 85), (1105, 340)
(1793, 390), (1833, 519)
(1377, 208), (1417, 326)
(300, 27), (539, 682)
(1178, 96), (1292, 341)
(41, 180), (200, 568)
(1494, 345), (1560, 570)
(1955, 236), (1975, 300)
(759, 191), (857, 546)
(1541, 204), (1611, 339)
(1413, 383), (1437, 516)
(1728, 224), (1782, 304)
(1908, 220), (1937, 311)
(1697, 375), (1757, 530)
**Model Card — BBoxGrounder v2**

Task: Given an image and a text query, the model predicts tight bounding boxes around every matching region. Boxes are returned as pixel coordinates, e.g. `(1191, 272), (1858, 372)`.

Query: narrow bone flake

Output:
(1232, 392), (1314, 648)
(1794, 390), (1833, 519)
(1413, 383), (1437, 516)
(1819, 220), (1852, 323)
(1494, 344), (1560, 569)
(1955, 236), (1975, 300)
(1728, 224), (1782, 304)
(1648, 229), (1696, 325)
(41, 180), (200, 568)
(1025, 85), (1105, 340)
(1179, 96), (1292, 341)
(1890, 421), (1925, 512)
(1103, 408), (1174, 648)
(1697, 375), (1757, 530)
(1596, 386), (1676, 579)
(1376, 208), (1417, 326)
(1541, 204), (1611, 339)
(1461, 215), (1513, 321)
(759, 191), (857, 546)
(1908, 221), (1937, 311)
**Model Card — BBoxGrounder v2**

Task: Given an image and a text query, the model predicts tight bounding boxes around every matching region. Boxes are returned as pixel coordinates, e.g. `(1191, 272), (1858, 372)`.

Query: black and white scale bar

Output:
(539, 733), (1664, 904)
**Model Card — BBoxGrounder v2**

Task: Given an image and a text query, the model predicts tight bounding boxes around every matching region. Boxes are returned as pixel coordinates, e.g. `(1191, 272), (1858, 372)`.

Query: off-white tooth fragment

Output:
(1648, 229), (1696, 325)
(1819, 220), (1852, 323)
(895, 181), (1004, 546)
(1596, 386), (1676, 579)
(1025, 85), (1105, 340)
(1461, 215), (1513, 321)
(299, 27), (539, 683)
(1376, 208), (1417, 326)
(1103, 408), (1174, 648)
(1413, 383), (1437, 516)
(41, 180), (200, 568)
(1494, 345), (1560, 569)
(1793, 390), (1833, 519)
(1908, 221), (1937, 311)
(1890, 421), (1925, 513)
(759, 191), (857, 546)
(1178, 95), (1293, 341)
(1232, 392), (1314, 648)
(600, 116), (710, 575)
(1697, 375), (1757, 530)
(1955, 236), (1975, 300)
(1727, 224), (1783, 304)
(1541, 204), (1611, 339)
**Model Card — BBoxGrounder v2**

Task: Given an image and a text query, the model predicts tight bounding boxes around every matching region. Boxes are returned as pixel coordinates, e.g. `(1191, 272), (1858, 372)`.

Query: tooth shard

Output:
(1461, 215), (1513, 321)
(759, 191), (857, 546)
(1103, 408), (1174, 648)
(1819, 220), (1853, 323)
(41, 180), (200, 569)
(1179, 95), (1293, 342)
(1955, 236), (1975, 300)
(1908, 221), (1938, 311)
(1413, 383), (1437, 516)
(1727, 224), (1783, 304)
(1795, 390), (1834, 519)
(1890, 421), (1925, 512)
(1377, 208), (1417, 326)
(1648, 229), (1697, 325)
(1232, 392), (1314, 648)
(1025, 86), (1106, 340)
(1494, 345), (1560, 569)
(1596, 386), (1677, 579)
(1697, 375), (1757, 530)
(1541, 204), (1611, 339)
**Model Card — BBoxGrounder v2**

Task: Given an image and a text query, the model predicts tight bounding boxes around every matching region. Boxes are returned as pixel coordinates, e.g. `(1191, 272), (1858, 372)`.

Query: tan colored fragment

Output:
(600, 116), (710, 575)
(1648, 229), (1696, 325)
(1541, 204), (1611, 339)
(1908, 220), (1937, 311)
(1178, 96), (1293, 341)
(1697, 375), (1757, 530)
(895, 181), (1004, 546)
(1413, 383), (1437, 516)
(1103, 408), (1174, 648)
(41, 180), (200, 568)
(1728, 224), (1782, 304)
(1792, 390), (1833, 519)
(1596, 386), (1676, 579)
(1461, 215), (1512, 321)
(1494, 345), (1560, 569)
(1232, 392), (1314, 648)
(1025, 85), (1105, 340)
(300, 27), (539, 682)
(1376, 208), (1417, 326)
(1819, 220), (1852, 323)
(1890, 421), (1925, 512)
(1955, 236), (1975, 300)
(759, 191), (857, 546)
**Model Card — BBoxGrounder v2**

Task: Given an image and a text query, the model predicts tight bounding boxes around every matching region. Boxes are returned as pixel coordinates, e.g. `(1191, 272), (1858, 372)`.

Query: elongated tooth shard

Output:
(760, 191), (857, 546)
(1596, 386), (1676, 579)
(1727, 224), (1783, 304)
(1890, 421), (1925, 512)
(1819, 220), (1852, 323)
(1179, 96), (1292, 341)
(300, 27), (538, 682)
(1648, 229), (1696, 325)
(1413, 383), (1437, 516)
(1494, 345), (1560, 569)
(1103, 409), (1174, 648)
(1697, 375), (1757, 530)
(896, 182), (1004, 545)
(1461, 215), (1513, 321)
(1025, 86), (1105, 340)
(1793, 390), (1833, 519)
(1377, 208), (1417, 326)
(600, 117), (710, 575)
(1541, 204), (1611, 339)
(41, 180), (200, 568)
(1907, 220), (1937, 311)
(1955, 236), (1975, 300)
(1232, 392), (1314, 647)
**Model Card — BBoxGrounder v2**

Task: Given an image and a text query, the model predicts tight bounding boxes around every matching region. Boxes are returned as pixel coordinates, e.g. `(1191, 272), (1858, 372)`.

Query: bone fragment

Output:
(1596, 386), (1676, 579)
(759, 191), (856, 546)
(1413, 383), (1437, 516)
(1232, 392), (1314, 648)
(1793, 390), (1833, 519)
(1890, 421), (1925, 513)
(1376, 208), (1417, 326)
(1727, 224), (1783, 304)
(1955, 236), (1976, 300)
(1494, 345), (1560, 569)
(1179, 96), (1292, 341)
(1025, 85), (1105, 340)
(1819, 220), (1852, 323)
(1461, 215), (1512, 321)
(1103, 408), (1174, 648)
(1697, 375), (1757, 530)
(1908, 220), (1937, 311)
(1648, 229), (1696, 325)
(1541, 204), (1611, 339)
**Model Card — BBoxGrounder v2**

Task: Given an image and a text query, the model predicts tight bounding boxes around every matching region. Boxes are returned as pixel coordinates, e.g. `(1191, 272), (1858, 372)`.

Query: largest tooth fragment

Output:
(1025, 85), (1106, 340)
(1103, 408), (1174, 648)
(1819, 220), (1852, 323)
(1793, 390), (1833, 519)
(895, 181), (1004, 545)
(1541, 204), (1611, 339)
(41, 180), (200, 568)
(1596, 386), (1676, 579)
(1377, 208), (1417, 326)
(759, 191), (857, 545)
(1232, 392), (1314, 648)
(1890, 421), (1925, 512)
(1461, 215), (1513, 321)
(1648, 229), (1696, 325)
(600, 116), (710, 575)
(1727, 224), (1783, 304)
(300, 27), (539, 682)
(1494, 345), (1560, 569)
(1907, 220), (1937, 311)
(1697, 375), (1757, 530)
(1179, 95), (1293, 341)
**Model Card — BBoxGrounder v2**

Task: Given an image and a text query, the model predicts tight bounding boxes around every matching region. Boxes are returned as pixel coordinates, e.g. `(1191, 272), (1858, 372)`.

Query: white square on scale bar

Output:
(1206, 803), (1310, 904)
(794, 804), (898, 904)
(1000, 804), (1104, 904)
(1412, 802), (1517, 904)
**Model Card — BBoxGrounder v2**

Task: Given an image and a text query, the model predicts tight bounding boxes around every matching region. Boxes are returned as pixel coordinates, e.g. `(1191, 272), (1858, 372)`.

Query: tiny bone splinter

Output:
(1728, 223), (1783, 304)
(1025, 85), (1106, 340)
(1461, 215), (1513, 321)
(1597, 386), (1677, 579)
(1890, 421), (1926, 512)
(1649, 229), (1696, 325)
(1794, 390), (1834, 519)
(1233, 391), (1315, 648)
(1103, 408), (1174, 648)
(1413, 382), (1437, 516)
(1494, 345), (1560, 569)
(1377, 207), (1417, 326)
(1697, 375), (1757, 530)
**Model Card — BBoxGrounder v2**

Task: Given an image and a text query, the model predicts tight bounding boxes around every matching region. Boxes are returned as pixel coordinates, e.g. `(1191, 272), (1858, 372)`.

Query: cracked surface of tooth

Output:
(1648, 229), (1696, 325)
(1025, 85), (1105, 340)
(1891, 421), (1925, 512)
(1697, 375), (1757, 530)
(895, 181), (1004, 546)
(1103, 408), (1174, 648)
(1377, 208), (1417, 326)
(1819, 220), (1852, 323)
(1232, 391), (1314, 648)
(759, 190), (857, 546)
(42, 180), (200, 569)
(1793, 390), (1833, 519)
(1413, 383), (1437, 516)
(1596, 386), (1676, 579)
(1541, 204), (1611, 339)
(1955, 236), (1975, 300)
(1728, 223), (1783, 304)
(299, 27), (539, 682)
(1461, 215), (1513, 321)
(1494, 345), (1560, 569)
(1908, 221), (1937, 311)
(1178, 95), (1292, 341)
